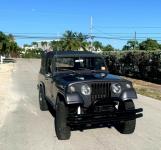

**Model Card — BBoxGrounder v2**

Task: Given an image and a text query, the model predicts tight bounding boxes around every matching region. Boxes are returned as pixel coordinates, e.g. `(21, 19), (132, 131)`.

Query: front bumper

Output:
(67, 108), (143, 126)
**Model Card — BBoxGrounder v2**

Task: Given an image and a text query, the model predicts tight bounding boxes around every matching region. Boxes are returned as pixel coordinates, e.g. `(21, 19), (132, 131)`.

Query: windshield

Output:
(55, 57), (106, 72)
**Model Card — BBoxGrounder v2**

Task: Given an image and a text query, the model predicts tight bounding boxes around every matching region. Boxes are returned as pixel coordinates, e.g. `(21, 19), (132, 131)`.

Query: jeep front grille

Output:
(91, 82), (111, 101)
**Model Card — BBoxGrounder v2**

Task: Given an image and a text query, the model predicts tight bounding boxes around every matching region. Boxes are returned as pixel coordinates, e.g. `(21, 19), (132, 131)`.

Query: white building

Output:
(34, 40), (52, 50)
(24, 46), (35, 51)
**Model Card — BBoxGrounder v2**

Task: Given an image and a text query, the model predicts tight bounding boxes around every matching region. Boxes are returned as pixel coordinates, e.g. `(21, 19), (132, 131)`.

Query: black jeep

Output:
(37, 51), (143, 140)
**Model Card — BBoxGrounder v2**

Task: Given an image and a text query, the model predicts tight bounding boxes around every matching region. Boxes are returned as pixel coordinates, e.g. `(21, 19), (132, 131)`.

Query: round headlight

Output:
(111, 83), (121, 94)
(81, 84), (91, 95)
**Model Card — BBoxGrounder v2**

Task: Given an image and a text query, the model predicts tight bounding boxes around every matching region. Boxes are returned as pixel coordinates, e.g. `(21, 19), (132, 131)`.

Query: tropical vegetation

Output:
(122, 38), (161, 51)
(49, 31), (115, 51)
(0, 31), (21, 57)
(1, 30), (161, 59)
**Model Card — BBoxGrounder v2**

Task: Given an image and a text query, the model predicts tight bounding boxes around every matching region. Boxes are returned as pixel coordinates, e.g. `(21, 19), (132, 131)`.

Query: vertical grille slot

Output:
(91, 82), (111, 102)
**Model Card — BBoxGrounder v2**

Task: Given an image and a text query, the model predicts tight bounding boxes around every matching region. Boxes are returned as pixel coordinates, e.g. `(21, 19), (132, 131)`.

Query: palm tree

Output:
(62, 31), (78, 50)
(50, 40), (64, 51)
(41, 41), (47, 50)
(7, 34), (15, 56)
(8, 34), (14, 42)
(93, 41), (103, 51)
(32, 42), (38, 47)
(0, 32), (20, 57)
(0, 32), (7, 55)
(75, 33), (88, 50)
(61, 31), (89, 51)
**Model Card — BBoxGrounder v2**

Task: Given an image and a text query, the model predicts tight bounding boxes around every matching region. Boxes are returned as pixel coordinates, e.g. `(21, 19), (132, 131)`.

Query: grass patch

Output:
(135, 87), (161, 100)
(124, 77), (161, 101)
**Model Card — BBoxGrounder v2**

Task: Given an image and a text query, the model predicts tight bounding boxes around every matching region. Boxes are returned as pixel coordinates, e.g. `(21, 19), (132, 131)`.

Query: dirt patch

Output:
(0, 63), (20, 128)
(124, 77), (161, 100)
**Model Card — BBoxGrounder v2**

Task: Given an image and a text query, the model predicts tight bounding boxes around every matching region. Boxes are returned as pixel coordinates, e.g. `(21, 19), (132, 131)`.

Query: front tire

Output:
(116, 100), (136, 134)
(39, 86), (48, 111)
(55, 97), (71, 140)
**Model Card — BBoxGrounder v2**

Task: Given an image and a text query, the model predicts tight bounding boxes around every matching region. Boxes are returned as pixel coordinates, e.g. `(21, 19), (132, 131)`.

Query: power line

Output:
(91, 26), (161, 42)
(13, 35), (90, 40)
(93, 36), (161, 41)
(13, 35), (161, 41)
(4, 30), (161, 35)
(94, 36), (161, 39)
(13, 34), (161, 39)
(4, 31), (161, 37)
(94, 25), (161, 29)
(92, 32), (161, 35)
(5, 32), (59, 35)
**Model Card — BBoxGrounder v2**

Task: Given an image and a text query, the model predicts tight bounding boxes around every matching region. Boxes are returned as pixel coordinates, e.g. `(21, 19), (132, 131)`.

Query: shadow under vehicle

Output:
(37, 51), (143, 140)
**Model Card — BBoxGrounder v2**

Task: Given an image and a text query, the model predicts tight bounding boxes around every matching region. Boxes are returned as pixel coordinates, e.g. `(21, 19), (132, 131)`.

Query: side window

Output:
(46, 58), (52, 74)
(56, 58), (74, 70)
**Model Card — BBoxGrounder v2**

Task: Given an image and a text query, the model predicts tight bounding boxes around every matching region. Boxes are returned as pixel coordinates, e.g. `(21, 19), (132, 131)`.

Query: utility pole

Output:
(134, 31), (136, 50)
(90, 16), (93, 51)
(57, 32), (60, 51)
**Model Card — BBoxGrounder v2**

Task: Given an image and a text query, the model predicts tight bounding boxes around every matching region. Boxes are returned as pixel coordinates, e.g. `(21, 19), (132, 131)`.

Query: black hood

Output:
(55, 71), (124, 86)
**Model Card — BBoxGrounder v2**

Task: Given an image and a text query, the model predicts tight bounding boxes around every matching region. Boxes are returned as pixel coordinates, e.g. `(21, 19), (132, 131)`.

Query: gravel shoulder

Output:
(0, 59), (161, 150)
(0, 63), (20, 128)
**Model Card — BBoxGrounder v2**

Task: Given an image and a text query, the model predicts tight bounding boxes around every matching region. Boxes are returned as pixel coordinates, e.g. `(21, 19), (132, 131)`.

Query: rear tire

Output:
(55, 97), (71, 140)
(116, 100), (136, 134)
(39, 86), (48, 111)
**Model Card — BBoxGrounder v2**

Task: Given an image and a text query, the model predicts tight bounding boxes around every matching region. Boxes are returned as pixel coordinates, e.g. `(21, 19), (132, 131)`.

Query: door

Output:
(45, 57), (53, 100)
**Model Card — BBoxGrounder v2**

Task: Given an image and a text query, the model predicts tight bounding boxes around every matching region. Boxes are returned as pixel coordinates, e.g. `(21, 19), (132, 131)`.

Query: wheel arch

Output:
(56, 93), (66, 104)
(39, 81), (46, 94)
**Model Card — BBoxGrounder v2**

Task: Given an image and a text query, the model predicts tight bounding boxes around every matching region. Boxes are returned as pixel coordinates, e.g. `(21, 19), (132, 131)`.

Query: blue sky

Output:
(0, 0), (161, 49)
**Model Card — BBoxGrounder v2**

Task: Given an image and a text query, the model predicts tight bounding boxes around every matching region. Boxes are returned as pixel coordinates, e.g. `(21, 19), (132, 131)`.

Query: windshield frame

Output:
(53, 56), (107, 73)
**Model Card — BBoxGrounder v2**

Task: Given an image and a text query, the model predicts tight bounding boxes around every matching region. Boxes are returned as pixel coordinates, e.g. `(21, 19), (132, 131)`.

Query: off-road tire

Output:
(39, 86), (48, 111)
(55, 97), (71, 140)
(116, 100), (136, 134)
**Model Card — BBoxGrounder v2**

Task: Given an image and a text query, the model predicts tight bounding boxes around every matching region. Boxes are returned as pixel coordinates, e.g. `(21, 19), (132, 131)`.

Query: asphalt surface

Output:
(0, 59), (161, 150)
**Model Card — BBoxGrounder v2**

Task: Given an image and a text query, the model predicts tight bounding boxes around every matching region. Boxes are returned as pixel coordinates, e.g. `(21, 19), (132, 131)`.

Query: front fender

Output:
(120, 88), (137, 101)
(66, 93), (84, 105)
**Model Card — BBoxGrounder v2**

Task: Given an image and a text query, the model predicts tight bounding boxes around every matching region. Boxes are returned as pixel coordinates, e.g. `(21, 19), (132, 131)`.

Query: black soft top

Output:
(43, 50), (102, 58)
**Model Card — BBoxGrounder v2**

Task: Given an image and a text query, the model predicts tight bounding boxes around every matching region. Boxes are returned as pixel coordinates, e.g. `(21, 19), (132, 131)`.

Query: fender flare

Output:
(119, 88), (137, 101)
(38, 81), (45, 94)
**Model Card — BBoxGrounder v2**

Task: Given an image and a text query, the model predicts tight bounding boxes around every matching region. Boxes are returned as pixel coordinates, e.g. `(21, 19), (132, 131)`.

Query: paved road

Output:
(0, 59), (161, 150)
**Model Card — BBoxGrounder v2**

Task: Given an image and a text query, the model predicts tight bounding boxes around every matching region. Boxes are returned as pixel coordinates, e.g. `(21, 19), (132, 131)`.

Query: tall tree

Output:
(92, 41), (103, 51)
(127, 40), (139, 50)
(62, 30), (77, 50)
(75, 32), (88, 50)
(0, 32), (19, 56)
(122, 40), (139, 50)
(41, 41), (47, 50)
(50, 40), (64, 51)
(32, 42), (38, 47)
(139, 38), (160, 51)
(103, 44), (114, 51)
(159, 44), (161, 50)
(0, 32), (7, 55)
